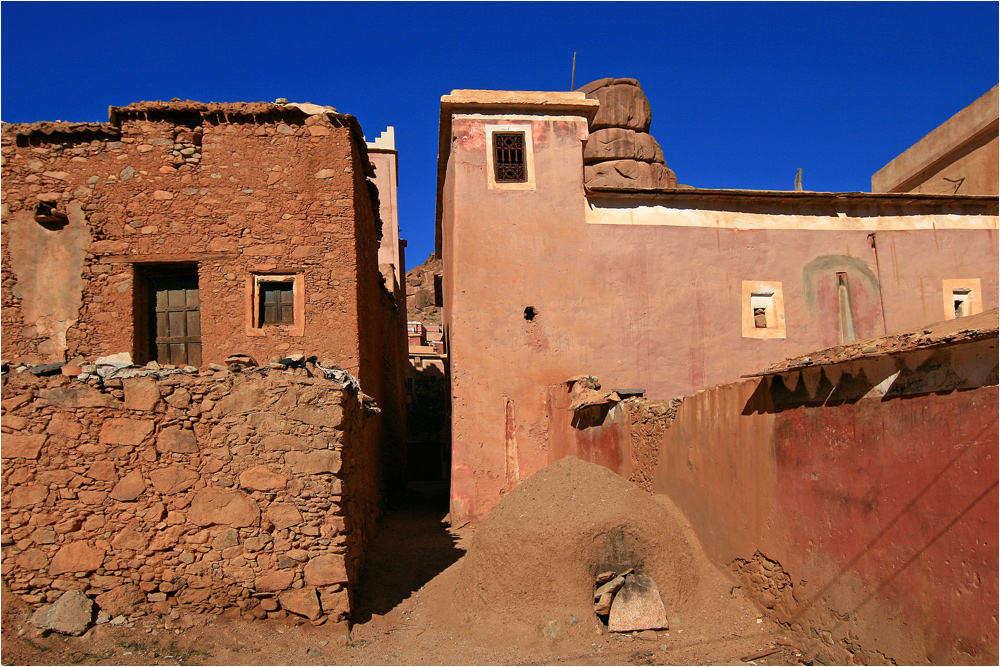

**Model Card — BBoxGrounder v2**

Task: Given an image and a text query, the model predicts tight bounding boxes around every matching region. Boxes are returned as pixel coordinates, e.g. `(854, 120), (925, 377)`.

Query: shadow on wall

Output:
(780, 418), (997, 653)
(742, 346), (999, 416)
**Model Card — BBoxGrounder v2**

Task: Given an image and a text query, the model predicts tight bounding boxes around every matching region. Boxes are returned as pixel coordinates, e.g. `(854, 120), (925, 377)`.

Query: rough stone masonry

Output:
(0, 98), (408, 630)
(1, 365), (376, 628)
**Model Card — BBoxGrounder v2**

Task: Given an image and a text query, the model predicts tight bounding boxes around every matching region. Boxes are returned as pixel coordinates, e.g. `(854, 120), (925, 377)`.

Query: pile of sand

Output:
(423, 456), (719, 643)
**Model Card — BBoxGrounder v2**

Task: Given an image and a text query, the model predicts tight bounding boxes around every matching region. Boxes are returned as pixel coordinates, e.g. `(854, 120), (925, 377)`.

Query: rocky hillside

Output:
(405, 254), (442, 324)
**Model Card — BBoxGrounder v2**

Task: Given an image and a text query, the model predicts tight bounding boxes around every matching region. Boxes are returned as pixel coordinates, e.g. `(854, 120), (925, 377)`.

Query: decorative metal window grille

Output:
(493, 132), (527, 183)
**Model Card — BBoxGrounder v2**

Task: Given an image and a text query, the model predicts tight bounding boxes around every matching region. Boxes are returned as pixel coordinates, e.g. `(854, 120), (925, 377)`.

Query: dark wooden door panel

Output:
(151, 276), (201, 366)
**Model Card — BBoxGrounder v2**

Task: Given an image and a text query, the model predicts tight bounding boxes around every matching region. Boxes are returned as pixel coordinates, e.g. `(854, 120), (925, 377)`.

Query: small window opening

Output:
(750, 293), (773, 329)
(953, 287), (972, 318)
(837, 273), (857, 342)
(524, 306), (537, 321)
(259, 282), (295, 325)
(494, 132), (527, 183)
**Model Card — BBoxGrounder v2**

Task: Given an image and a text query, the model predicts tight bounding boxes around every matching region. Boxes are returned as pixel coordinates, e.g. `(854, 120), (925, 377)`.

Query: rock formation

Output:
(577, 78), (678, 190)
(405, 254), (442, 324)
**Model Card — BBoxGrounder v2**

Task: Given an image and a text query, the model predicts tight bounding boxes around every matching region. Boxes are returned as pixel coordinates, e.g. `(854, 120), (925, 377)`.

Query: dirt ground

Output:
(2, 463), (813, 666)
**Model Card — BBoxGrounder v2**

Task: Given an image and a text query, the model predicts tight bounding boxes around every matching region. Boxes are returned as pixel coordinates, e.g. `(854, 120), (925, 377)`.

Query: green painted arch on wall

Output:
(801, 254), (880, 317)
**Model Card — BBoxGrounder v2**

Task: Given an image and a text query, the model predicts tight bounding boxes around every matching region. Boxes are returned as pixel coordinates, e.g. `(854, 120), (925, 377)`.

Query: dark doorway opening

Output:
(403, 361), (451, 511)
(134, 264), (202, 367)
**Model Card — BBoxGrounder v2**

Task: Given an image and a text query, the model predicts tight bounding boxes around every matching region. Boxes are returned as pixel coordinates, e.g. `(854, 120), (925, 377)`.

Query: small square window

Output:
(942, 279), (982, 320)
(493, 132), (527, 183)
(247, 273), (304, 337)
(742, 281), (786, 339)
(485, 124), (535, 190)
(260, 282), (295, 325)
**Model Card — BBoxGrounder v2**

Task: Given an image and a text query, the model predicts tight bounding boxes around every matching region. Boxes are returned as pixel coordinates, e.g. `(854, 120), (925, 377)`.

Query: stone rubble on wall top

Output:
(4, 354), (371, 405)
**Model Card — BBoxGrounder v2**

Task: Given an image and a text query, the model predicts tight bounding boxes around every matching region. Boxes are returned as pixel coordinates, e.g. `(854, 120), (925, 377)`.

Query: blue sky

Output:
(2, 2), (997, 266)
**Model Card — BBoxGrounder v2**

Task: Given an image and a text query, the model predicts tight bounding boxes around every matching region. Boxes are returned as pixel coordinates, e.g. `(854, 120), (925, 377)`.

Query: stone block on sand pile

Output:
(607, 573), (669, 632)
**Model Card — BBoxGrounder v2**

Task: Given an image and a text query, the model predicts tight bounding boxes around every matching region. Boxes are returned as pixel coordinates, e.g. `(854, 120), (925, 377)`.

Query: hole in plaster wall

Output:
(34, 201), (69, 229)
(524, 306), (537, 322)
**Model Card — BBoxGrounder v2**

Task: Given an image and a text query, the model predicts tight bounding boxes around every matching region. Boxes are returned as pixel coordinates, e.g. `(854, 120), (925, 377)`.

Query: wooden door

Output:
(151, 277), (201, 366)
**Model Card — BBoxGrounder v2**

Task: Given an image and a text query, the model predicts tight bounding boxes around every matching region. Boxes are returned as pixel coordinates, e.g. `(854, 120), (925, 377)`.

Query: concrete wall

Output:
(652, 338), (998, 665)
(873, 85), (999, 196)
(439, 93), (998, 523)
(1, 368), (378, 627)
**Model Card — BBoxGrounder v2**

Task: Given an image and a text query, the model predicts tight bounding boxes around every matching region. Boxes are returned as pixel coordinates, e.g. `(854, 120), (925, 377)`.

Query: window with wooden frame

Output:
(246, 273), (305, 337)
(260, 282), (294, 325)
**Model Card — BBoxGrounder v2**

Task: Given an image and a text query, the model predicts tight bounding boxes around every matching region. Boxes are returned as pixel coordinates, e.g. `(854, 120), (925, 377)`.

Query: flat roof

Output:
(586, 186), (999, 209)
(441, 90), (600, 120)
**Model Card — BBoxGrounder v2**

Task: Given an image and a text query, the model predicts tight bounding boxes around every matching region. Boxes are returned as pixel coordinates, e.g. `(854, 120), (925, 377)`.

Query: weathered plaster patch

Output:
(801, 255), (879, 316)
(8, 202), (92, 361)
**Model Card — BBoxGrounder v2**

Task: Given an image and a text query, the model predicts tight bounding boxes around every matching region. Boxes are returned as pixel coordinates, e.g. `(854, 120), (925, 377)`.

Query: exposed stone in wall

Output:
(577, 78), (678, 190)
(730, 551), (799, 620)
(577, 78), (652, 133)
(624, 397), (682, 493)
(1, 367), (375, 627)
(585, 160), (678, 190)
(583, 128), (665, 165)
(0, 101), (383, 373)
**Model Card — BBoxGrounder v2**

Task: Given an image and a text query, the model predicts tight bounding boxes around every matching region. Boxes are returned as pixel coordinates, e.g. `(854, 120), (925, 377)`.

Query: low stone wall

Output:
(1, 366), (375, 628)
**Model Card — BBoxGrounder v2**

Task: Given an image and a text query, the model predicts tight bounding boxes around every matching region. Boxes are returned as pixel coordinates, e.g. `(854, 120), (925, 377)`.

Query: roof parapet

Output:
(441, 89), (599, 122)
(366, 126), (396, 151)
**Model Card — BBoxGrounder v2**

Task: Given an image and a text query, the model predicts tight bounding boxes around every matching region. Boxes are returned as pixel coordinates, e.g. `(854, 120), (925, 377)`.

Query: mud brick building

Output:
(873, 84), (998, 196)
(435, 81), (998, 523)
(435, 81), (998, 664)
(1, 100), (407, 625)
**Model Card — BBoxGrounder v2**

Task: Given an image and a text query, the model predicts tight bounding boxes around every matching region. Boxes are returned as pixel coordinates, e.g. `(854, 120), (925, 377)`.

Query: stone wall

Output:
(1, 366), (377, 628)
(0, 102), (381, 378)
